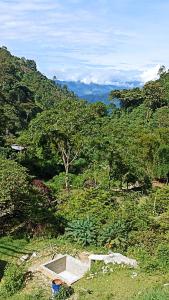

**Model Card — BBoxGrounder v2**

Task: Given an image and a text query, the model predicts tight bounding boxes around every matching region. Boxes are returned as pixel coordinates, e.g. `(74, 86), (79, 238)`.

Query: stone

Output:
(131, 272), (138, 278)
(20, 254), (30, 262)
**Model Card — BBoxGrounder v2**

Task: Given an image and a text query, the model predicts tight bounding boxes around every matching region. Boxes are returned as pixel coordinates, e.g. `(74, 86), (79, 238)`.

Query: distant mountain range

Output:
(55, 80), (142, 104)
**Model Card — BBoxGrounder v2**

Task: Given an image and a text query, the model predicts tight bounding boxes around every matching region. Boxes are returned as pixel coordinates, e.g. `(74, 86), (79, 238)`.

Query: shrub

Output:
(156, 243), (169, 270)
(54, 285), (74, 300)
(65, 218), (98, 246)
(0, 158), (29, 215)
(0, 263), (25, 297)
(149, 187), (169, 215)
(47, 173), (76, 192)
(98, 220), (128, 250)
(57, 188), (116, 224)
(127, 230), (161, 254)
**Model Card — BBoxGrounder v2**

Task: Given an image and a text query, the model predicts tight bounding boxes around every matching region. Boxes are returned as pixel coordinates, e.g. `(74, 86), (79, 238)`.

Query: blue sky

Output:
(0, 0), (169, 84)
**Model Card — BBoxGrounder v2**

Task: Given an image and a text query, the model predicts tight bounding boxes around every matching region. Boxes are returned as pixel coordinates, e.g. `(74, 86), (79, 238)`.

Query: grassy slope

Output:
(0, 237), (169, 300)
(75, 269), (169, 300)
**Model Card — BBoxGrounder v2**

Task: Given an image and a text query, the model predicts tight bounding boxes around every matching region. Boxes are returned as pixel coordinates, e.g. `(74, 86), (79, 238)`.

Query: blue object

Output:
(52, 283), (61, 295)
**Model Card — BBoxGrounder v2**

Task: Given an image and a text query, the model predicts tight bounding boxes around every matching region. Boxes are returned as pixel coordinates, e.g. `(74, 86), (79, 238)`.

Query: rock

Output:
(30, 252), (37, 259)
(131, 272), (138, 278)
(20, 254), (30, 262)
(20, 252), (37, 262)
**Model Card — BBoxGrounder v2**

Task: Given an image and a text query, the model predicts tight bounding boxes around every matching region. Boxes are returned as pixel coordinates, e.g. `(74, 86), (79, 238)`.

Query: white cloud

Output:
(51, 65), (142, 85)
(0, 0), (168, 84)
(140, 65), (160, 83)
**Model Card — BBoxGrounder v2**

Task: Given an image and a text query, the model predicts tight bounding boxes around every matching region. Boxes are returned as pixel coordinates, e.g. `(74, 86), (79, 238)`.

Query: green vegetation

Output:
(66, 218), (98, 246)
(0, 48), (169, 299)
(135, 287), (169, 300)
(0, 263), (25, 298)
(54, 285), (74, 300)
(0, 237), (168, 300)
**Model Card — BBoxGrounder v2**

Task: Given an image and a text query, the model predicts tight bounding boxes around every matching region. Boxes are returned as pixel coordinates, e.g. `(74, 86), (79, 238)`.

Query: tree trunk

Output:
(65, 164), (69, 191)
(127, 181), (129, 190)
(153, 196), (156, 215)
(108, 164), (111, 190)
(120, 178), (123, 190)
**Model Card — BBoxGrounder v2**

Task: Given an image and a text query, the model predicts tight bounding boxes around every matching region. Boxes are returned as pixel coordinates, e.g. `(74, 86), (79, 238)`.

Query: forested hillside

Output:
(0, 49), (169, 300)
(0, 47), (76, 149)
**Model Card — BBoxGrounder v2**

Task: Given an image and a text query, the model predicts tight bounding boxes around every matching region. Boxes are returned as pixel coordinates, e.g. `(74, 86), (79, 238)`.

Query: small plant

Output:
(98, 220), (127, 250)
(156, 243), (169, 270)
(54, 285), (74, 300)
(86, 261), (113, 280)
(85, 261), (104, 279)
(0, 263), (25, 297)
(65, 217), (98, 246)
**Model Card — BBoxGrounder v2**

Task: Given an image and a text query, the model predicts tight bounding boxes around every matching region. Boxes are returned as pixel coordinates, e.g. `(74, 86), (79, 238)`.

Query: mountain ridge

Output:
(55, 79), (142, 103)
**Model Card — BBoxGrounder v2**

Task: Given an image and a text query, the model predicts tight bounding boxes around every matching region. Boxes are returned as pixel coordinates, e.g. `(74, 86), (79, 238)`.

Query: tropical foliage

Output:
(0, 47), (169, 299)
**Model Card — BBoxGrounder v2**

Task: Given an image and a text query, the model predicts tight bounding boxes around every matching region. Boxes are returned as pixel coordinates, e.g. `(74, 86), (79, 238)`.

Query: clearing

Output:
(0, 237), (169, 300)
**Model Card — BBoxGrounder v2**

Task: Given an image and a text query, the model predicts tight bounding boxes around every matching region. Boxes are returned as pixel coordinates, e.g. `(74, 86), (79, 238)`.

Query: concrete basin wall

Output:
(44, 256), (66, 274)
(66, 255), (89, 276)
(41, 254), (90, 285)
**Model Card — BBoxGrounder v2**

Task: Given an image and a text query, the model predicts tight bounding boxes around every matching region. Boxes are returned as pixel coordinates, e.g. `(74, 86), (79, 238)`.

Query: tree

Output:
(19, 99), (102, 189)
(0, 159), (29, 221)
(143, 81), (167, 114)
(158, 65), (166, 77)
(110, 88), (144, 110)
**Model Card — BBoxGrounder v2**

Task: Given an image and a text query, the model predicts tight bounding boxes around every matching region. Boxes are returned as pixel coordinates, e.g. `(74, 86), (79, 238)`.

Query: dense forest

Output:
(0, 48), (169, 300)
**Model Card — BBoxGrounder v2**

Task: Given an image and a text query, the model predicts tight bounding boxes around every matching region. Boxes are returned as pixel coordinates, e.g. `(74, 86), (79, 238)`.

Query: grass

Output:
(135, 286), (169, 300)
(0, 237), (169, 300)
(74, 267), (169, 300)
(0, 237), (30, 261)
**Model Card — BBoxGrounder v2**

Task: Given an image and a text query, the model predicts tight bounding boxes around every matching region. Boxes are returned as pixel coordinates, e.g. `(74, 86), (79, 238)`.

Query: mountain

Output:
(55, 80), (142, 104)
(0, 47), (76, 141)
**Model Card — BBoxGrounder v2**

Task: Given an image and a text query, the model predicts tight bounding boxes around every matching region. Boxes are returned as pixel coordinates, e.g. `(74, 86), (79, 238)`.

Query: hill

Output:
(56, 79), (142, 104)
(0, 47), (76, 143)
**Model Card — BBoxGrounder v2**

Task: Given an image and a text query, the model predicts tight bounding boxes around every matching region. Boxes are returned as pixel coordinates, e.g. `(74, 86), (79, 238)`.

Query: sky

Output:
(0, 0), (169, 84)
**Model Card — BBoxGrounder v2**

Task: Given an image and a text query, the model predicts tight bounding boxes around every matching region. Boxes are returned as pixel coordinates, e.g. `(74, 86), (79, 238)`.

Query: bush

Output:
(0, 263), (25, 297)
(0, 158), (29, 214)
(128, 243), (169, 273)
(57, 188), (116, 224)
(47, 173), (76, 192)
(65, 217), (98, 246)
(54, 285), (74, 300)
(98, 220), (128, 250)
(156, 243), (169, 270)
(127, 230), (161, 254)
(149, 187), (169, 215)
